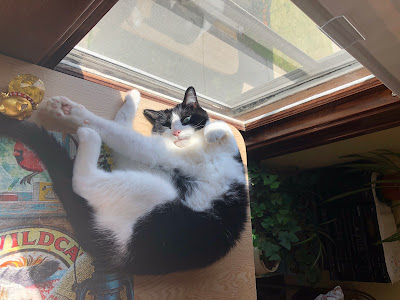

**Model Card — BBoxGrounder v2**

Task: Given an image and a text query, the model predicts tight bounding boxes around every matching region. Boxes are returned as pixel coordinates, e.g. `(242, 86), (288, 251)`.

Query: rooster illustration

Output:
(13, 141), (45, 184)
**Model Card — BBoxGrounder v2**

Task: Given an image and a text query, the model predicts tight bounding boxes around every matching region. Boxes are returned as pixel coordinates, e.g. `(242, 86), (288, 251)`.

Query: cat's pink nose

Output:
(173, 130), (181, 137)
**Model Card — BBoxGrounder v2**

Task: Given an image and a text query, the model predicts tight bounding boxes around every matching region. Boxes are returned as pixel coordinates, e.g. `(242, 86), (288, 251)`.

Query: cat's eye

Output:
(182, 116), (191, 125)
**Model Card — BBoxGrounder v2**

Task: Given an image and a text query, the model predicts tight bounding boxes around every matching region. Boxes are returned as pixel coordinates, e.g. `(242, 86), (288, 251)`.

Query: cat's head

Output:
(143, 87), (209, 148)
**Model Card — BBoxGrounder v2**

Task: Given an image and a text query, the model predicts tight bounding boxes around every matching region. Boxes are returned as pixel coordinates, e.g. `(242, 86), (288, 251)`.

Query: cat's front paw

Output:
(205, 129), (225, 143)
(47, 96), (90, 126)
(204, 122), (230, 144)
(77, 127), (101, 146)
(204, 121), (232, 144)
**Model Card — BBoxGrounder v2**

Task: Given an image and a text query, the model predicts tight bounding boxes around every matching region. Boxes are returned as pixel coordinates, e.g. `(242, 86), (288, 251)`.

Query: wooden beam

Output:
(243, 84), (400, 160)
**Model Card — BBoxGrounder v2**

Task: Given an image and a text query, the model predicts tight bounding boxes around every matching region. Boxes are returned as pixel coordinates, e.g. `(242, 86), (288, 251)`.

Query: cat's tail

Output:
(0, 114), (95, 251)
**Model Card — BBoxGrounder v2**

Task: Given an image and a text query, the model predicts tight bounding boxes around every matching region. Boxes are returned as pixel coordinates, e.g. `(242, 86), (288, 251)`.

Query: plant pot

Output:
(253, 247), (280, 277)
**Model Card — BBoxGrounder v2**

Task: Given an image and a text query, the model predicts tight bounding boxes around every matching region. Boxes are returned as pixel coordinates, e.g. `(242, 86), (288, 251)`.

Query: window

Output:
(59, 0), (363, 123)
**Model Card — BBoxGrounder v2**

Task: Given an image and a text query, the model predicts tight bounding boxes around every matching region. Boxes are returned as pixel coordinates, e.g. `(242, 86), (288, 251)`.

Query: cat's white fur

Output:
(46, 91), (245, 254)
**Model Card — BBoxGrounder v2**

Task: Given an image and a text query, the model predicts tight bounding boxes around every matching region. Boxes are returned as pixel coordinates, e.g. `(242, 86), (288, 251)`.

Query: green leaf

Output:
(280, 239), (291, 250)
(269, 175), (278, 183)
(277, 214), (283, 223)
(269, 253), (281, 261)
(278, 231), (293, 250)
(289, 224), (301, 233)
(256, 189), (264, 198)
(248, 172), (259, 179)
(320, 187), (375, 205)
(263, 248), (273, 257)
(311, 243), (322, 269)
(270, 181), (280, 189)
(261, 173), (270, 184)
(272, 227), (280, 237)
(252, 239), (259, 247)
(261, 222), (269, 229)
(288, 232), (299, 243)
(294, 234), (316, 246)
(270, 243), (280, 252)
(271, 193), (280, 200)
(379, 232), (400, 243)
(279, 210), (289, 216)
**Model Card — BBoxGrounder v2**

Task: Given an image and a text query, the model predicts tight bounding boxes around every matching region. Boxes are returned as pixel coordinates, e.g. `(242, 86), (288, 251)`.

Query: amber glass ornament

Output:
(0, 74), (45, 120)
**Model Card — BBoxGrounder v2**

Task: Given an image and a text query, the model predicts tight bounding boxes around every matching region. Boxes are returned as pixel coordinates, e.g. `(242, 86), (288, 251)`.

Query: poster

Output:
(0, 133), (133, 299)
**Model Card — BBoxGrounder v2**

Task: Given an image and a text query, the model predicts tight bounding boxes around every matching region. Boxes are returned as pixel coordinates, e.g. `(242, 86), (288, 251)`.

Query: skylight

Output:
(61, 0), (361, 119)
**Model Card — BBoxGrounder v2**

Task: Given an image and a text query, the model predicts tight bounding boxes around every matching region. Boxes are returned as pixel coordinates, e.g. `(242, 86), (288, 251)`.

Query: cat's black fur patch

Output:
(126, 181), (248, 274)
(143, 109), (172, 134)
(233, 152), (242, 164)
(171, 168), (197, 199)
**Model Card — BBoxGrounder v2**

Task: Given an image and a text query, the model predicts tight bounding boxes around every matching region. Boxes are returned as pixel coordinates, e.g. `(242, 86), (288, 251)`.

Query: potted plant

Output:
(249, 162), (327, 283)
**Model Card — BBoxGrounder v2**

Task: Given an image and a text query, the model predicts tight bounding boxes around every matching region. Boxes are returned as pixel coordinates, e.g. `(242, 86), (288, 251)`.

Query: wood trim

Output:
(243, 74), (382, 130)
(238, 67), (372, 124)
(39, 0), (119, 69)
(243, 84), (400, 160)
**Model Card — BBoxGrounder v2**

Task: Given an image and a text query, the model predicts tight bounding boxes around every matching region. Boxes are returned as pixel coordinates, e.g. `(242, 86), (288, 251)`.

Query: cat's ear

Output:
(143, 109), (159, 124)
(182, 86), (199, 108)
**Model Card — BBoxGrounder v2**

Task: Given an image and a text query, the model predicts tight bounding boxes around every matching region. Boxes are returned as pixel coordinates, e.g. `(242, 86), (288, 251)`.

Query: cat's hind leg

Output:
(72, 128), (177, 252)
(114, 90), (141, 128)
(73, 126), (176, 205)
(112, 90), (141, 168)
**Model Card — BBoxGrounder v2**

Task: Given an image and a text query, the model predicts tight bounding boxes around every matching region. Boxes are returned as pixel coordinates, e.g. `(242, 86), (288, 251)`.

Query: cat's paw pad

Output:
(77, 127), (101, 145)
(47, 96), (88, 125)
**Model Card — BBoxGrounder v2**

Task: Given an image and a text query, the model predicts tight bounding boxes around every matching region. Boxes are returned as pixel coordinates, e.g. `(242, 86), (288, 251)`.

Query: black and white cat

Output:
(0, 87), (248, 275)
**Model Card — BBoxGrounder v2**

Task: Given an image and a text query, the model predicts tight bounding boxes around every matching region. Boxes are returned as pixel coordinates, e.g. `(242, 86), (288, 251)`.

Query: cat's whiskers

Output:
(192, 120), (204, 129)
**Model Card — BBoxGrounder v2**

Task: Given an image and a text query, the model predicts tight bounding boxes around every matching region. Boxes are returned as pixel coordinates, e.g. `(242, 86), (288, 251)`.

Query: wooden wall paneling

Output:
(0, 54), (256, 299)
(0, 1), (118, 68)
